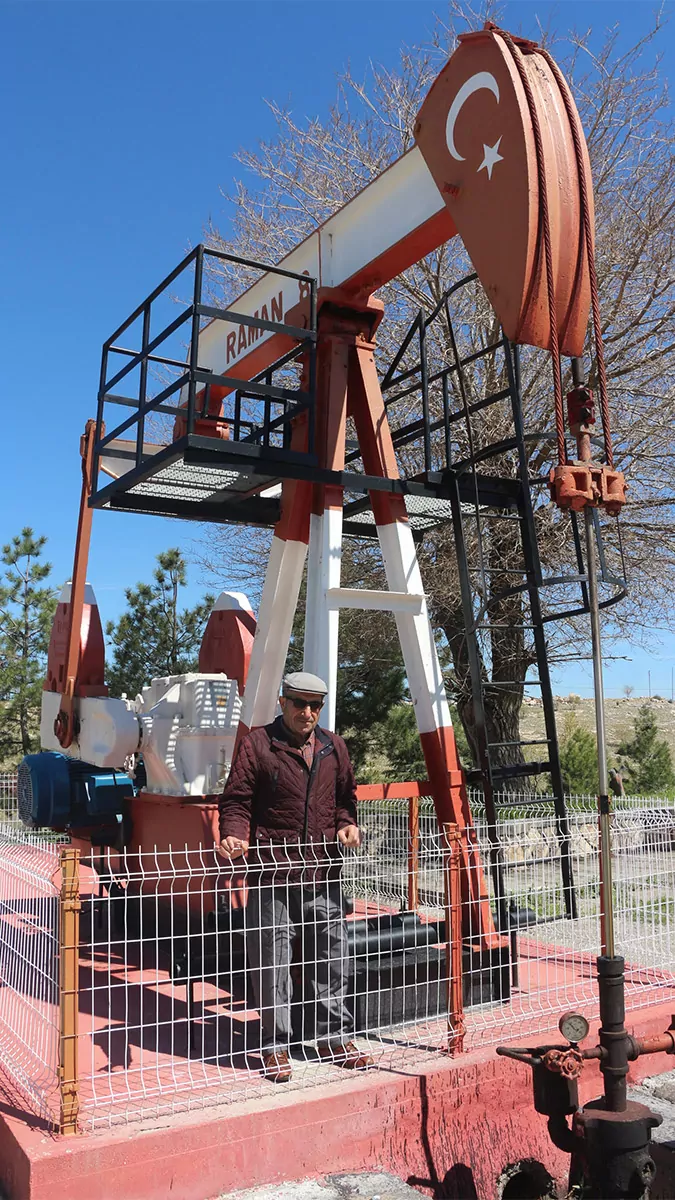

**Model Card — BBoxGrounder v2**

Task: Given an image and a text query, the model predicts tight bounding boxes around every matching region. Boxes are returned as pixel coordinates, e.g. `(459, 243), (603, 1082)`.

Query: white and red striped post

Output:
(237, 415), (313, 740)
(302, 314), (352, 731)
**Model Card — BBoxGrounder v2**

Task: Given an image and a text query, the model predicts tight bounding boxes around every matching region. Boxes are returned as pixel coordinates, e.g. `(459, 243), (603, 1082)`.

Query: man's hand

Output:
(337, 824), (361, 849)
(218, 836), (249, 859)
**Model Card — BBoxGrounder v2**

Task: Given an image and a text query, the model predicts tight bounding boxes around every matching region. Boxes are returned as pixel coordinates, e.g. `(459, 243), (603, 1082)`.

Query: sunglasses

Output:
(287, 697), (324, 712)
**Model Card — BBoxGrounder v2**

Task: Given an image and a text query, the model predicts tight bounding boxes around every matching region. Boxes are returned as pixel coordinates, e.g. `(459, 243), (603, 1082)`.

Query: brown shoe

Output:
(317, 1040), (374, 1069)
(261, 1049), (292, 1083)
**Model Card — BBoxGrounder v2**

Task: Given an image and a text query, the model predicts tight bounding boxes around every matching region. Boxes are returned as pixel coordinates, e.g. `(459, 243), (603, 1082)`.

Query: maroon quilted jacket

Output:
(219, 717), (358, 875)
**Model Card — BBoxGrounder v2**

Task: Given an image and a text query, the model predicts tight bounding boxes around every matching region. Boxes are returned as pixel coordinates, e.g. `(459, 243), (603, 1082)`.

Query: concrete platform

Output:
(70, 913), (675, 1130)
(1, 1001), (675, 1200)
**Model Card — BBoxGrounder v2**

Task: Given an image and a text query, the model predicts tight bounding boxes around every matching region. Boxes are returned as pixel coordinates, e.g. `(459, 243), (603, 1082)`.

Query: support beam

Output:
(325, 587), (424, 614)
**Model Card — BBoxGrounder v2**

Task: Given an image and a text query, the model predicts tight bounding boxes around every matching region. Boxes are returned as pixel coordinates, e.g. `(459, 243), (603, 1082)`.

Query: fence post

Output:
(59, 846), (81, 1135)
(443, 823), (466, 1056)
(407, 794), (420, 911)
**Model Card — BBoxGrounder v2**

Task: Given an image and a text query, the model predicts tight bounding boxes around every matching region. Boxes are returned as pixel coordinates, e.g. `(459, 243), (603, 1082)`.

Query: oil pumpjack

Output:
(15, 24), (673, 1197)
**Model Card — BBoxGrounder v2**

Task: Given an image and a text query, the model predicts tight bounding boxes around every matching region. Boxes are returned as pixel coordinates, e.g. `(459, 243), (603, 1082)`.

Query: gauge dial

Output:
(559, 1011), (590, 1044)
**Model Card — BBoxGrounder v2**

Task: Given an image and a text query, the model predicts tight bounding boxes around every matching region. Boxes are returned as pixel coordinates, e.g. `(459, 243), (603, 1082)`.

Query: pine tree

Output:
(363, 701), (471, 784)
(558, 717), (599, 796)
(105, 550), (214, 698)
(0, 529), (57, 764)
(617, 704), (675, 795)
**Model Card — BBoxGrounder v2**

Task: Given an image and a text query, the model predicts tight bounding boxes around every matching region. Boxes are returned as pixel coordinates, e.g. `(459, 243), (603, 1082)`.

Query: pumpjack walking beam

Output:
(239, 289), (501, 950)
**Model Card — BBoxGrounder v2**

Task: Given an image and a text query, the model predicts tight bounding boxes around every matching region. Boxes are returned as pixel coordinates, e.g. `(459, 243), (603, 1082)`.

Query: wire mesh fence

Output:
(0, 779), (674, 1132)
(0, 828), (62, 1125)
(0, 772), (18, 823)
(75, 828), (454, 1129)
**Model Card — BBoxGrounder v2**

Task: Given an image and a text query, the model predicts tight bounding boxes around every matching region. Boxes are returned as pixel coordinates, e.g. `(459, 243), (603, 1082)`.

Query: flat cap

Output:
(282, 670), (328, 697)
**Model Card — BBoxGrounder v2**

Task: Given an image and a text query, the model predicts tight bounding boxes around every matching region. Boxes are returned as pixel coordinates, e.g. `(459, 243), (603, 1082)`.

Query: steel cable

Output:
(495, 29), (567, 467)
(540, 47), (614, 469)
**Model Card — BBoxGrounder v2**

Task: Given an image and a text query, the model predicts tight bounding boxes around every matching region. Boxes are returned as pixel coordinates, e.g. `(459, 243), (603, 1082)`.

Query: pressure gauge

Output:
(559, 1011), (590, 1044)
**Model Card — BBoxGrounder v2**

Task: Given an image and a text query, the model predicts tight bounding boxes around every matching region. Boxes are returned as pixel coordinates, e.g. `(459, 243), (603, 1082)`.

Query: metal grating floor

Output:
(92, 437), (505, 532)
(122, 460), (270, 504)
(345, 493), (455, 533)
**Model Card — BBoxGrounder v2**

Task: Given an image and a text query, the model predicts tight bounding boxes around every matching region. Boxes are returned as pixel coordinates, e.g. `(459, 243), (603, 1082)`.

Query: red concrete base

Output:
(1, 1001), (675, 1200)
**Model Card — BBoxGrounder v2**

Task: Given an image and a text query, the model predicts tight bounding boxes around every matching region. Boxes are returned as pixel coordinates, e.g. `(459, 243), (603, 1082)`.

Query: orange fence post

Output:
(59, 846), (81, 1135)
(407, 794), (420, 912)
(443, 823), (466, 1056)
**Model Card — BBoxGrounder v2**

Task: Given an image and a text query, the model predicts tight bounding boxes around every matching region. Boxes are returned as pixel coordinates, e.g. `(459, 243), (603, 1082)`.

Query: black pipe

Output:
(347, 913), (445, 958)
(597, 955), (630, 1112)
(547, 1114), (576, 1154)
(571, 356), (585, 387)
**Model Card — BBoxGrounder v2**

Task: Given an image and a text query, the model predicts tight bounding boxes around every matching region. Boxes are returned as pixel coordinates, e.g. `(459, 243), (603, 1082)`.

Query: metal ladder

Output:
(377, 274), (585, 921)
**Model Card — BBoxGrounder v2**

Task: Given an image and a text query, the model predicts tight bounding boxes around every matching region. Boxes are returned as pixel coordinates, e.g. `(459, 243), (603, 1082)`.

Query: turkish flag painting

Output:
(415, 27), (593, 357)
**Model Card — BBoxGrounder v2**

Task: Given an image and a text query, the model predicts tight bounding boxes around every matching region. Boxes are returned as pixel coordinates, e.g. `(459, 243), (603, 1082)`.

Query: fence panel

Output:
(76, 827), (454, 1130)
(0, 773), (674, 1133)
(0, 772), (18, 822)
(460, 802), (675, 1048)
(0, 828), (62, 1125)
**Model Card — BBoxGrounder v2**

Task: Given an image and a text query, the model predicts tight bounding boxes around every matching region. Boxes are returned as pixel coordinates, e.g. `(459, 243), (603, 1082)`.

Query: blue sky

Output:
(1, 0), (673, 700)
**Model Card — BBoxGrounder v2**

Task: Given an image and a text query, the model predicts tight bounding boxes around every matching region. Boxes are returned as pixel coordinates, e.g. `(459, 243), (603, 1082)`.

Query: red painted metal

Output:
(54, 421), (100, 748)
(549, 463), (627, 516)
(44, 596), (106, 699)
(198, 602), (256, 694)
(414, 25), (592, 356)
(549, 383), (627, 515)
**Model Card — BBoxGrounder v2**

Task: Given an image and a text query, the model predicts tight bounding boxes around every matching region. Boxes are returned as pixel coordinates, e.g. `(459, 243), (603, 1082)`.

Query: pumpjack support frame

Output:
(88, 254), (628, 941)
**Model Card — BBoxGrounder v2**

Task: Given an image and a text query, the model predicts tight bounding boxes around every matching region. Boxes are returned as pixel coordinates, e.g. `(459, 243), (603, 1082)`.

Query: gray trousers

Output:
(246, 880), (352, 1053)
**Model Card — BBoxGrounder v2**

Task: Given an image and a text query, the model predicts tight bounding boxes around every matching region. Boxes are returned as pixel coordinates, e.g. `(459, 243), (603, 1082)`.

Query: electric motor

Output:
(18, 752), (134, 842)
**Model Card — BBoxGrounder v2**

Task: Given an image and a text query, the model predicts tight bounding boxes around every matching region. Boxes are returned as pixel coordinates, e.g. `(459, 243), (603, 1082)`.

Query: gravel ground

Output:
(218, 1173), (422, 1199)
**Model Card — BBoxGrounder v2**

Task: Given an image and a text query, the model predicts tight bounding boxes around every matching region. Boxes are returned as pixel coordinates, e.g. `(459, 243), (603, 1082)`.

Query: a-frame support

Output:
(239, 291), (501, 949)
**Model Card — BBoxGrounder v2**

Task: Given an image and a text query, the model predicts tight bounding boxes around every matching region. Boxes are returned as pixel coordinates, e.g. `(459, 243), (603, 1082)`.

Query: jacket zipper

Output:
(302, 743), (331, 844)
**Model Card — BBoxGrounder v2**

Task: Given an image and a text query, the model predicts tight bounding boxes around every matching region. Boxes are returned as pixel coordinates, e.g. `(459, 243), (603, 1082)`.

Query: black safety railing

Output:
(92, 245), (318, 496)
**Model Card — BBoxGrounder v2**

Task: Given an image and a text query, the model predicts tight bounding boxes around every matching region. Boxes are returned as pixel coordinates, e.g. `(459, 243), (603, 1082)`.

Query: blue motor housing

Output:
(18, 752), (134, 842)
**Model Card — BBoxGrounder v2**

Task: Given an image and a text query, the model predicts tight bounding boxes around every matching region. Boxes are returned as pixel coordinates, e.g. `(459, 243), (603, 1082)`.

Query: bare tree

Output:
(198, 6), (675, 775)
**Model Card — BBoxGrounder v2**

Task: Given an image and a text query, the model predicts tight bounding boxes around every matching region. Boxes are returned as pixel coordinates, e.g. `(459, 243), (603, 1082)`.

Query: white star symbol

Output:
(477, 136), (503, 180)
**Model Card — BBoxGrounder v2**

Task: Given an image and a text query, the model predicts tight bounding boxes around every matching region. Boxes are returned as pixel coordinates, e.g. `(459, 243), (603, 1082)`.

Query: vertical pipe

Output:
(444, 823), (465, 1055)
(585, 507), (614, 957)
(59, 846), (81, 1135)
(571, 356), (584, 389)
(407, 794), (420, 912)
(597, 955), (629, 1112)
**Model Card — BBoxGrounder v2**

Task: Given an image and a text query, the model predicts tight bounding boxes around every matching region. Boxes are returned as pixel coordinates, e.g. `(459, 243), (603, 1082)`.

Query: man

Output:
(219, 671), (373, 1082)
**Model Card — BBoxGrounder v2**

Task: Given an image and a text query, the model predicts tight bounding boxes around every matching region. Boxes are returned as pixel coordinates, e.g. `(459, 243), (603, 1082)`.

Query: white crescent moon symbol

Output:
(446, 71), (500, 162)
